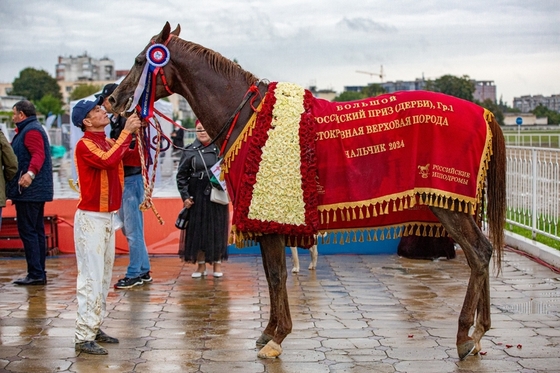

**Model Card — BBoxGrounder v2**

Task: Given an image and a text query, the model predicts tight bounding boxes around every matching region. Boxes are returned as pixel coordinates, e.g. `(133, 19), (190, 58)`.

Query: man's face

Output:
(102, 97), (112, 112)
(83, 105), (110, 132)
(12, 108), (25, 123)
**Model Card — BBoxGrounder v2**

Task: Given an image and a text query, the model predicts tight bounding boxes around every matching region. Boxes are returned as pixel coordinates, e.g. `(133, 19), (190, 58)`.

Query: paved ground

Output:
(0, 249), (559, 373)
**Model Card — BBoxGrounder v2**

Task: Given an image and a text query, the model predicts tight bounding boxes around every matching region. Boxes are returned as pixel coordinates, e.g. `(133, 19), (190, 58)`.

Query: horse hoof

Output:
(472, 341), (482, 355)
(256, 333), (273, 347)
(257, 340), (282, 359)
(457, 340), (476, 360)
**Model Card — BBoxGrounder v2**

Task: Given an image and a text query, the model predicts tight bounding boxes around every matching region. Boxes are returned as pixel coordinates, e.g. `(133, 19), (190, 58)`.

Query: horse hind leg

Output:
(290, 246), (300, 273)
(308, 244), (318, 270)
(471, 273), (491, 355)
(429, 207), (493, 360)
(257, 234), (292, 358)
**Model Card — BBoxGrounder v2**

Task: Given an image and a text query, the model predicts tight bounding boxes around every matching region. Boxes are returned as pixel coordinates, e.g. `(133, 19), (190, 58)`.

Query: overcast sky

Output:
(1, 0), (558, 105)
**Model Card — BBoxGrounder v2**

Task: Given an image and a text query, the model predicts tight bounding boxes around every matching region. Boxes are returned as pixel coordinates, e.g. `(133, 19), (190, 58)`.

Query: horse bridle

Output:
(152, 35), (175, 96)
(147, 34), (266, 155)
(206, 79), (266, 154)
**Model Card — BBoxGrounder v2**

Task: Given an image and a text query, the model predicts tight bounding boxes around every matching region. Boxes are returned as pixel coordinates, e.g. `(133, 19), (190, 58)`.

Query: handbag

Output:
(199, 150), (230, 205)
(210, 187), (229, 205)
(175, 207), (190, 229)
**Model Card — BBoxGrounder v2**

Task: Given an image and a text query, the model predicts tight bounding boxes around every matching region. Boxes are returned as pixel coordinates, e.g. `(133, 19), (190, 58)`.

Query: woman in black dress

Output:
(176, 120), (229, 277)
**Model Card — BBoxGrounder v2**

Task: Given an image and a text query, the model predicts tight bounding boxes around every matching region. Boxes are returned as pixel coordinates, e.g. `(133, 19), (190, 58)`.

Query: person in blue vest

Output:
(8, 100), (53, 286)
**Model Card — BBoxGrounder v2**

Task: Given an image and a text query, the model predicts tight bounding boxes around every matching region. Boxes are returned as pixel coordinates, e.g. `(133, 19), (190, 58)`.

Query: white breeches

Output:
(74, 209), (117, 343)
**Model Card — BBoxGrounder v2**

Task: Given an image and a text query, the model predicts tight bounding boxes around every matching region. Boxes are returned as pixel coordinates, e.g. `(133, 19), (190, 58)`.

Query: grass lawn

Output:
(506, 223), (560, 251)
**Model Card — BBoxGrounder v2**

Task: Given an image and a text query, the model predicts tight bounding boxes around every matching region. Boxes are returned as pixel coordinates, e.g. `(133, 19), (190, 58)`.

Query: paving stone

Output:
(394, 360), (458, 373)
(455, 357), (526, 372)
(519, 358), (560, 372)
(321, 337), (381, 349)
(17, 347), (76, 359)
(5, 359), (72, 373)
(329, 361), (395, 373)
(0, 359), (9, 370)
(385, 346), (449, 360)
(379, 336), (438, 348)
(264, 360), (330, 373)
(0, 250), (558, 372)
(202, 361), (267, 373)
(68, 359), (136, 372)
(140, 348), (201, 361)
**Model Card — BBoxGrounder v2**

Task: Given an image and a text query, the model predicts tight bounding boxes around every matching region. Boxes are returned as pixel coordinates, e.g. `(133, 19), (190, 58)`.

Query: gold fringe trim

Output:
(318, 188), (482, 225)
(230, 221), (448, 249)
(222, 100), (265, 174)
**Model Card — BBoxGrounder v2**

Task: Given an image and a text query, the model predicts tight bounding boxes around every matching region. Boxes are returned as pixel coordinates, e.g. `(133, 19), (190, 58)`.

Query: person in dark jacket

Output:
(8, 100), (53, 286)
(0, 129), (18, 226)
(176, 120), (229, 277)
(170, 125), (185, 158)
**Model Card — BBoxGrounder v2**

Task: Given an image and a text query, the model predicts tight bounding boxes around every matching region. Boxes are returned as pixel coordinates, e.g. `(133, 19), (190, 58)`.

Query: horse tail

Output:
(486, 115), (506, 274)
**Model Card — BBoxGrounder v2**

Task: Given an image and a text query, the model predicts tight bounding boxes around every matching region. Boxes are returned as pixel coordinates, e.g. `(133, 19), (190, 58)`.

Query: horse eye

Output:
(135, 54), (147, 65)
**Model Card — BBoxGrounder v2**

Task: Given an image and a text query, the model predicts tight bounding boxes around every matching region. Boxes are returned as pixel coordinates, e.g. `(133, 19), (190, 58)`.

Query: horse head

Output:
(109, 22), (181, 116)
(109, 22), (261, 145)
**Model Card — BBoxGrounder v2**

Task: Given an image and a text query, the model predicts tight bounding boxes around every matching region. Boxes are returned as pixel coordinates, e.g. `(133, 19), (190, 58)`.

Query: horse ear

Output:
(171, 24), (181, 37)
(159, 22), (171, 43)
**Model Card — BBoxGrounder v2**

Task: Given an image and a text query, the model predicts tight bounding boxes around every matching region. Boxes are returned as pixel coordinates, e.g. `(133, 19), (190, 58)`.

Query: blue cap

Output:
(95, 83), (119, 99)
(72, 96), (103, 128)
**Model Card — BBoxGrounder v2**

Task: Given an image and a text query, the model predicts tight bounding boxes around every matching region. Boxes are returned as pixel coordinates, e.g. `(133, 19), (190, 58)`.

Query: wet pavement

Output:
(0, 249), (559, 373)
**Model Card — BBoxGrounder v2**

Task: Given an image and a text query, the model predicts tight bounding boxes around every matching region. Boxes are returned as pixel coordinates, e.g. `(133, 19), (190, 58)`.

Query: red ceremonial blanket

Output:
(224, 82), (494, 248)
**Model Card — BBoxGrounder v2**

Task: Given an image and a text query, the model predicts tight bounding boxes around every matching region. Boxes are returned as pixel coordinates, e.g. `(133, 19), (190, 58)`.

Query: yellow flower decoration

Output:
(248, 82), (306, 225)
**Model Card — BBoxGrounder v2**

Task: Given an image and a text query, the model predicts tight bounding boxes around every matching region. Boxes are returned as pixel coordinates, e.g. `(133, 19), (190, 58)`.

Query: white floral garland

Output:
(247, 82), (307, 225)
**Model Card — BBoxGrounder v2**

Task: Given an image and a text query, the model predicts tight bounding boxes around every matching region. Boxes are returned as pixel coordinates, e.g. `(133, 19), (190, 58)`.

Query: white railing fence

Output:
(504, 134), (560, 148)
(505, 146), (560, 243)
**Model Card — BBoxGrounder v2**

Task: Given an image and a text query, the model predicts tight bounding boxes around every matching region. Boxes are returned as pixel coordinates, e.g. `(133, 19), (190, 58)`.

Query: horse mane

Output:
(175, 38), (258, 86)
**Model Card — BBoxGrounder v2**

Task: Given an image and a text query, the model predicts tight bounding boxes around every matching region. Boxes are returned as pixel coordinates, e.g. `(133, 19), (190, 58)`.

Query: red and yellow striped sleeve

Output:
(74, 131), (132, 212)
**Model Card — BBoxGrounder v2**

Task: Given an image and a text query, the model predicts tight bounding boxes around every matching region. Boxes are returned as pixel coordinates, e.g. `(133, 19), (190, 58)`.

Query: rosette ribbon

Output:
(127, 43), (170, 119)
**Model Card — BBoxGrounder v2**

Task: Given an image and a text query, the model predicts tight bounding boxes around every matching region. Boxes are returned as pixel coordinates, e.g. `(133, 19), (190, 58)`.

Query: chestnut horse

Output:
(110, 22), (505, 360)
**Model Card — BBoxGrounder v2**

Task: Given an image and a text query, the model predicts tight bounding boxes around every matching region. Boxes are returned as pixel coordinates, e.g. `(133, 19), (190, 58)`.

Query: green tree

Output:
(361, 83), (386, 97)
(181, 117), (195, 129)
(477, 99), (504, 126)
(70, 84), (102, 101)
(35, 94), (64, 116)
(334, 91), (365, 102)
(425, 74), (475, 101)
(11, 67), (63, 102)
(335, 83), (386, 102)
(532, 104), (560, 125)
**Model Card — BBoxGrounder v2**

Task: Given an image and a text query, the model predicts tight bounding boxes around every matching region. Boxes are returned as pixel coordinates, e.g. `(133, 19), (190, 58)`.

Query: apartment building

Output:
(513, 94), (560, 113)
(347, 79), (497, 103)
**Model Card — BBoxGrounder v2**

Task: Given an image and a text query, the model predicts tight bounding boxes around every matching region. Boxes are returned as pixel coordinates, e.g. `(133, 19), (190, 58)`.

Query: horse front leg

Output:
(256, 241), (276, 348)
(430, 207), (493, 360)
(257, 234), (292, 358)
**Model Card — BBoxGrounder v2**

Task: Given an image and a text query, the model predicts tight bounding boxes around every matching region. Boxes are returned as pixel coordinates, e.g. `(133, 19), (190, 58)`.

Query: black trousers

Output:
(15, 201), (47, 279)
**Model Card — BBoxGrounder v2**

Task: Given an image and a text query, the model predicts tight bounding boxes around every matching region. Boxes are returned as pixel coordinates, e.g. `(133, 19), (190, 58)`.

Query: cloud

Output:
(0, 0), (558, 105)
(337, 17), (397, 34)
